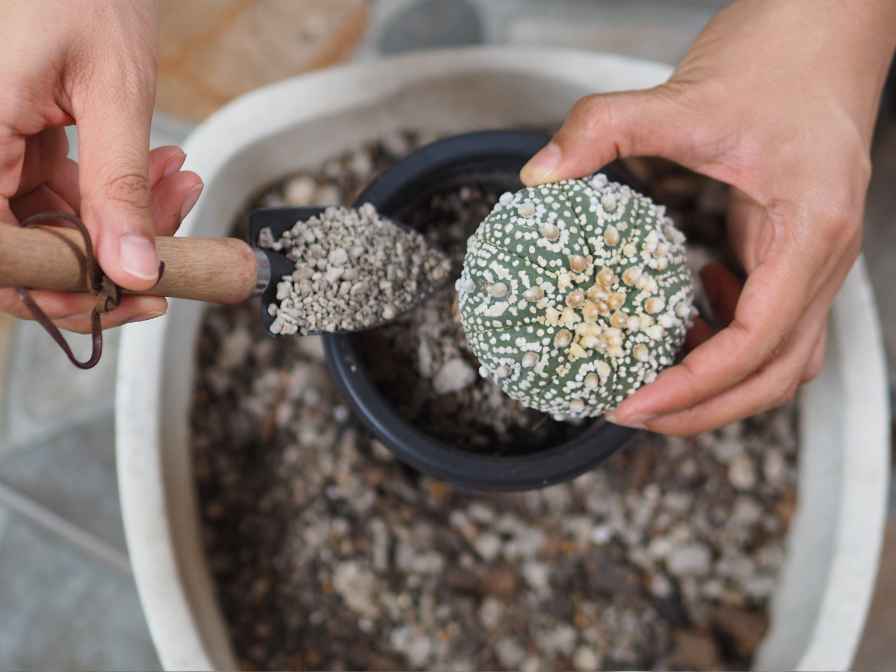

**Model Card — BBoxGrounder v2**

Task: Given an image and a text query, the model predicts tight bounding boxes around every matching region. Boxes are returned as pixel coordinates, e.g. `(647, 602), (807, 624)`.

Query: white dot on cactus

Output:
(656, 257), (669, 271)
(542, 223), (560, 241)
(658, 314), (675, 329)
(584, 373), (600, 390)
(610, 311), (627, 329)
(656, 242), (670, 257)
(597, 360), (611, 381)
(608, 344), (624, 358)
(560, 307), (579, 325)
(648, 325), (665, 340)
(627, 316), (641, 331)
(607, 292), (626, 311)
(603, 225), (620, 246)
(569, 255), (589, 273)
(570, 399), (586, 413)
(591, 173), (608, 189)
(581, 335), (600, 350)
(602, 326), (621, 343)
(582, 302), (600, 323)
(597, 268), (615, 288)
(566, 289), (585, 308)
(569, 343), (587, 359)
(586, 285), (608, 303)
(675, 302), (690, 318)
(633, 344), (649, 362)
(524, 286), (544, 302)
(517, 202), (536, 218)
(499, 192), (514, 206)
(554, 329), (573, 348)
(623, 243), (638, 258)
(522, 352), (539, 368)
(601, 194), (617, 212)
(645, 297), (665, 315)
(478, 366), (489, 378)
(495, 365), (510, 379)
(487, 282), (508, 299)
(645, 370), (658, 384)
(622, 267), (642, 286)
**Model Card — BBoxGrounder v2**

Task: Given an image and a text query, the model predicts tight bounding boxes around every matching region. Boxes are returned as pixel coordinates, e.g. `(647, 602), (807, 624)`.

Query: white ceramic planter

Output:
(116, 47), (890, 671)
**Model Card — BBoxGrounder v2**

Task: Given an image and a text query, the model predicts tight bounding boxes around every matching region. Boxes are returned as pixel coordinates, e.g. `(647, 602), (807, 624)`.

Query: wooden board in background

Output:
(157, 0), (369, 121)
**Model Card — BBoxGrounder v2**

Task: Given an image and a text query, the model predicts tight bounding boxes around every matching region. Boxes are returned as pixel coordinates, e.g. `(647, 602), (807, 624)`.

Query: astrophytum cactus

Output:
(457, 174), (695, 419)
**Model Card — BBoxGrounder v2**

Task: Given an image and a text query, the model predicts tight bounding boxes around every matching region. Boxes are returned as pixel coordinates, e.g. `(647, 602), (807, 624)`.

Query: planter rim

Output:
(115, 46), (890, 672)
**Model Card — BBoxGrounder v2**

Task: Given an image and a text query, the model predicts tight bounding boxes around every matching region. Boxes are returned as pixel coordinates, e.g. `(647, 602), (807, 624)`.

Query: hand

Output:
(0, 0), (203, 332)
(521, 0), (896, 435)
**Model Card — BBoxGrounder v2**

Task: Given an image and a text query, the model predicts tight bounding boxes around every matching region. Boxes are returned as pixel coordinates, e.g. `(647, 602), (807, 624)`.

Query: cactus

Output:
(457, 174), (695, 419)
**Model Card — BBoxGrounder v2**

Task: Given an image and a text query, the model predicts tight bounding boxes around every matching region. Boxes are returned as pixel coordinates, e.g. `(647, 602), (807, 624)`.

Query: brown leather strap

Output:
(16, 212), (121, 370)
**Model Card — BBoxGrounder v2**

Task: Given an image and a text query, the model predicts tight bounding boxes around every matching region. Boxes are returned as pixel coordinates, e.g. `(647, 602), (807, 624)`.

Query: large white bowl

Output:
(116, 47), (890, 671)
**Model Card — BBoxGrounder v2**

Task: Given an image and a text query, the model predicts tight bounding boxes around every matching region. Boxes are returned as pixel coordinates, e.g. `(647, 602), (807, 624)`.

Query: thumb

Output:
(76, 90), (159, 291)
(521, 86), (692, 186)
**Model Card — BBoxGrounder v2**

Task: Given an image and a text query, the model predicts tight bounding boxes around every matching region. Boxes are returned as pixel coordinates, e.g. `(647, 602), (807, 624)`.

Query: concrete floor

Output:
(0, 1), (893, 669)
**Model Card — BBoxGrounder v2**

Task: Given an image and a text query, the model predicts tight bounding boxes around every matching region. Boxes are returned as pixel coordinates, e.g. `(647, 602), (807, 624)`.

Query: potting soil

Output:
(191, 131), (798, 671)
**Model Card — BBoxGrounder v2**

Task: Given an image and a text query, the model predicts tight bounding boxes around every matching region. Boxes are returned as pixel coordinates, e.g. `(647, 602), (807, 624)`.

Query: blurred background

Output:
(0, 0), (892, 668)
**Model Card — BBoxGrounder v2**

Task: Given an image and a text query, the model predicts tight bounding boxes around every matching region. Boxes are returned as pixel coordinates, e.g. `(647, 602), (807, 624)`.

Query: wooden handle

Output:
(0, 224), (260, 305)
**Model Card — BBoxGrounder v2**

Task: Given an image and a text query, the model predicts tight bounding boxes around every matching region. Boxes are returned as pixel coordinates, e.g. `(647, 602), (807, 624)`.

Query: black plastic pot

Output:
(319, 130), (638, 491)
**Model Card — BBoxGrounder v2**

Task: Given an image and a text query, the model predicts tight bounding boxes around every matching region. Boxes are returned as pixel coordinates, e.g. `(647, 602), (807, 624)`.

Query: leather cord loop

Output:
(16, 212), (121, 370)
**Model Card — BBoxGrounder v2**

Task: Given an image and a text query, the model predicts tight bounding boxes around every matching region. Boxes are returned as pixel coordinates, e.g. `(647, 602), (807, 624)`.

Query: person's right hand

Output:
(0, 0), (203, 332)
(520, 0), (896, 435)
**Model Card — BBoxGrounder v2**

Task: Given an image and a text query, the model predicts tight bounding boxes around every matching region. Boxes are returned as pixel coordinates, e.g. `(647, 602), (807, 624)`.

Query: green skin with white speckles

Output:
(458, 175), (695, 419)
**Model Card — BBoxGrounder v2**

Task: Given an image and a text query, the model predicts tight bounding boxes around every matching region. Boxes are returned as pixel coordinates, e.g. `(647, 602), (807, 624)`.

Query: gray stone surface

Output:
(0, 414), (126, 553)
(0, 514), (159, 670)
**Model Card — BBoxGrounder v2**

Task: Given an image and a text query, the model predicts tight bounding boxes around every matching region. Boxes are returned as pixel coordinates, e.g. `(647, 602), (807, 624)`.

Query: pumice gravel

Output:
(259, 204), (452, 335)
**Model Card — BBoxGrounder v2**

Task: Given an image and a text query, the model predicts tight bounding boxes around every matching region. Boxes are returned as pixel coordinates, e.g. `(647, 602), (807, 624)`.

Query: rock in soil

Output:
(191, 132), (799, 671)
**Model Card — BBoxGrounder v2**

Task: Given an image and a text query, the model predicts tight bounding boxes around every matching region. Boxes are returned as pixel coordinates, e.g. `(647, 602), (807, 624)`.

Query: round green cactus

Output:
(457, 174), (695, 419)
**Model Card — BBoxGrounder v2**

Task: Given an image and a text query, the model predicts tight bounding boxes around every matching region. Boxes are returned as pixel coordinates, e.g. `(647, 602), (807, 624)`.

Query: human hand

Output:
(521, 0), (896, 435)
(0, 0), (203, 332)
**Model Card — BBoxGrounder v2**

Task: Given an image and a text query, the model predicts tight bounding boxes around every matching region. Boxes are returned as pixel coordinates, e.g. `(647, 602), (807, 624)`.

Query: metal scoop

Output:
(249, 206), (451, 336)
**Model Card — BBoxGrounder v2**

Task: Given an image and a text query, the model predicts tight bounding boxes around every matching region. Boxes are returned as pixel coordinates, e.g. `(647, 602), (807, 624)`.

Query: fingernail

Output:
(119, 235), (160, 281)
(521, 142), (562, 185)
(163, 151), (187, 178)
(180, 183), (203, 221)
(605, 412), (649, 430)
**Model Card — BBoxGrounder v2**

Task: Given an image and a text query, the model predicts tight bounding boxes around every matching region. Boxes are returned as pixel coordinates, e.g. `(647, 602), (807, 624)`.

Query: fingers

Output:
(0, 288), (167, 333)
(55, 296), (168, 333)
(0, 288), (98, 321)
(644, 308), (828, 436)
(148, 146), (187, 187)
(700, 262), (741, 324)
(10, 184), (75, 221)
(74, 68), (159, 290)
(46, 145), (187, 215)
(152, 170), (203, 236)
(15, 128), (69, 197)
(609, 243), (813, 427)
(520, 87), (700, 186)
(802, 328), (827, 383)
